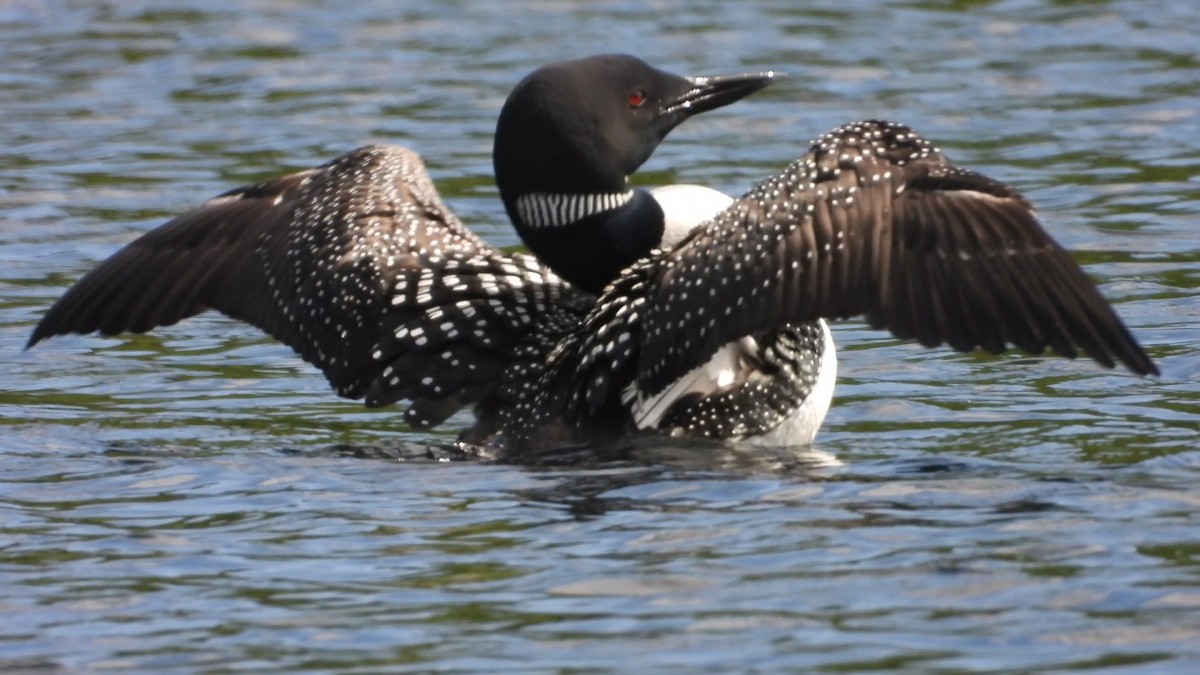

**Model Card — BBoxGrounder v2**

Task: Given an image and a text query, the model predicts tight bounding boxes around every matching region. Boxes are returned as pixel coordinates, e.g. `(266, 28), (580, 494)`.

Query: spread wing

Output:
(29, 145), (588, 426)
(555, 120), (1158, 416)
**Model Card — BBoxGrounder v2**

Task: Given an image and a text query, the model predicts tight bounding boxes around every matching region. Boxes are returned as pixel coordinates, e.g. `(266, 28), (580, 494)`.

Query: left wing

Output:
(552, 120), (1158, 418)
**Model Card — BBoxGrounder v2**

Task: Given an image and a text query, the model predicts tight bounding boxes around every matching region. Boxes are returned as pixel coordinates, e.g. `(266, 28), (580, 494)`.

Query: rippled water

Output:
(3, 0), (1199, 671)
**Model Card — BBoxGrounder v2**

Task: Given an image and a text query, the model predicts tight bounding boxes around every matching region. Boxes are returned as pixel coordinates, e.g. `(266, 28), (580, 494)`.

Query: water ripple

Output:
(2, 0), (1199, 670)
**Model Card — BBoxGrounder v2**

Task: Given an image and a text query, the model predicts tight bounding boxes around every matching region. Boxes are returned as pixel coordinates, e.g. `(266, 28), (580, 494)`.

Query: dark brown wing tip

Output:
(1122, 345), (1160, 377)
(27, 298), (88, 349)
(25, 327), (47, 350)
(897, 165), (1161, 379)
(25, 321), (66, 349)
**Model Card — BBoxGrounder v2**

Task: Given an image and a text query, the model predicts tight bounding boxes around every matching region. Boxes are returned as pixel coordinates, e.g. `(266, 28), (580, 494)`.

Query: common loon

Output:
(28, 55), (1158, 452)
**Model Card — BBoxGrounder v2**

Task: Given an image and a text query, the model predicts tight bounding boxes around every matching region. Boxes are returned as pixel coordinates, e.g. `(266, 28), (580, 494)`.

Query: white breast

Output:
(650, 184), (734, 249)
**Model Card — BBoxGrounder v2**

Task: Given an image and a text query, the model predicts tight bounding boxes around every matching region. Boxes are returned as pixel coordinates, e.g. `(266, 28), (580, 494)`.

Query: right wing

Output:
(29, 145), (590, 427)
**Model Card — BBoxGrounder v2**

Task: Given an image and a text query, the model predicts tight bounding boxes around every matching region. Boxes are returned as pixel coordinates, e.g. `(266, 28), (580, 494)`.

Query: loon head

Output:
(493, 55), (779, 294)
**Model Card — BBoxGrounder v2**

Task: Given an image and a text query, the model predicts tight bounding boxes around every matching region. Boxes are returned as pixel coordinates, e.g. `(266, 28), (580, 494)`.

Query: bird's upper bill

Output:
(659, 70), (784, 117)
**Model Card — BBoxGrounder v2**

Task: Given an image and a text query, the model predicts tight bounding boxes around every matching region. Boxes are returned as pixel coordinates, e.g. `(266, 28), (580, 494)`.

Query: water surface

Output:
(2, 0), (1199, 671)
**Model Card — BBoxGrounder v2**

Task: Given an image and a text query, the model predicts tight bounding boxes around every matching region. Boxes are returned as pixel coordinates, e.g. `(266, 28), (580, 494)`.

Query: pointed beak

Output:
(659, 70), (783, 117)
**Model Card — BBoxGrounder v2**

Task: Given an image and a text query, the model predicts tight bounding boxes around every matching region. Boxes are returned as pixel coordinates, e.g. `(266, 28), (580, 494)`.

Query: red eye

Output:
(628, 90), (646, 108)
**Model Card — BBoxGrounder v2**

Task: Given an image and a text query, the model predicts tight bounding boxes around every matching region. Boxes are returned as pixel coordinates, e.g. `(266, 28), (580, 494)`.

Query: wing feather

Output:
(29, 145), (589, 430)
(622, 120), (1156, 398)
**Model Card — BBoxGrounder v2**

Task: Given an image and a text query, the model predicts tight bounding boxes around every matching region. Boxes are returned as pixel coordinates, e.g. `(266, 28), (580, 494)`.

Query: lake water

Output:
(2, 0), (1199, 671)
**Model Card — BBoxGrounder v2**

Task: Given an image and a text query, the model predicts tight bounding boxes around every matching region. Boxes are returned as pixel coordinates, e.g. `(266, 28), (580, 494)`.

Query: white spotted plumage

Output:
(31, 57), (1156, 454)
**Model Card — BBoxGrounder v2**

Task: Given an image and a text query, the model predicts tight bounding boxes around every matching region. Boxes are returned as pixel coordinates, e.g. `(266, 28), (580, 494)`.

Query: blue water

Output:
(2, 0), (1199, 671)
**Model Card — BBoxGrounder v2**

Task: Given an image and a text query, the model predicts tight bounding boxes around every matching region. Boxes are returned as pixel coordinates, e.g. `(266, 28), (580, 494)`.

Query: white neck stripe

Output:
(515, 191), (634, 228)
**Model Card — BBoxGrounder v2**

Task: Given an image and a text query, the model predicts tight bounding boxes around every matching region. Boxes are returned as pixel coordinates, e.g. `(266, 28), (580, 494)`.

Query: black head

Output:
(495, 54), (778, 198)
(493, 55), (779, 293)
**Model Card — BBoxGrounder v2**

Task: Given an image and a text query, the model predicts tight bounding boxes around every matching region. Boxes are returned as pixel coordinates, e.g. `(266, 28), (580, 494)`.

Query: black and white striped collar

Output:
(514, 191), (635, 228)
